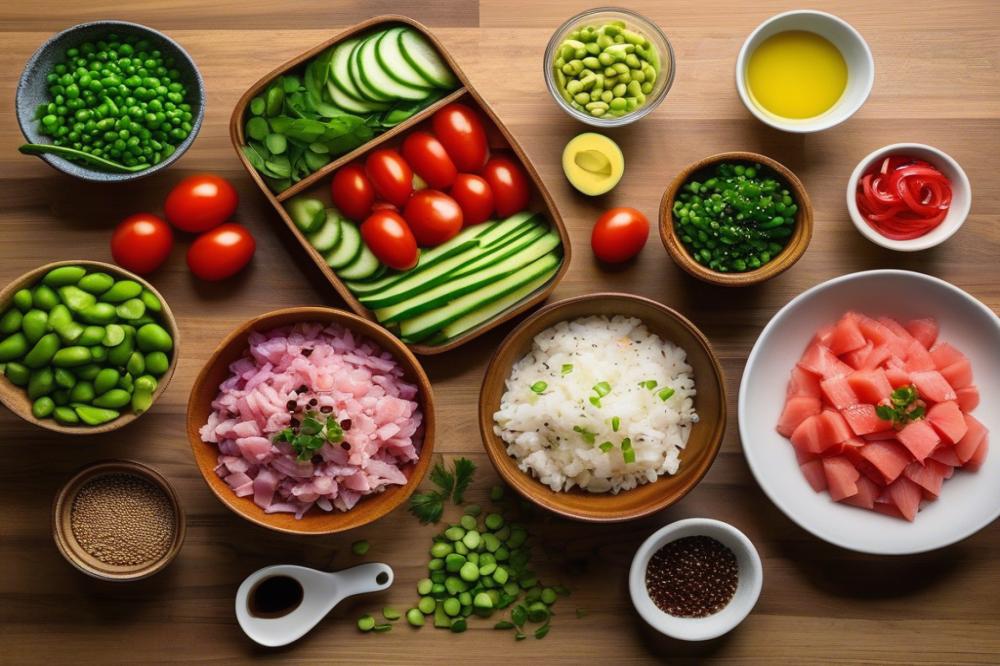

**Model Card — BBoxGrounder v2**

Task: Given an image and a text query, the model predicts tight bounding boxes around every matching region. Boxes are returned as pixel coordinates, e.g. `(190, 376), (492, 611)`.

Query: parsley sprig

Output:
(875, 385), (925, 427)
(408, 457), (477, 524)
(273, 412), (344, 460)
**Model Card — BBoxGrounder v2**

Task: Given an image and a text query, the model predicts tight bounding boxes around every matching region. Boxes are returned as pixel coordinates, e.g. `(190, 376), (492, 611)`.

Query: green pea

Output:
(93, 388), (131, 408)
(70, 380), (95, 403)
(13, 289), (32, 312)
(79, 302), (116, 325)
(42, 265), (86, 287)
(53, 406), (80, 425)
(54, 367), (77, 389)
(28, 368), (54, 399)
(140, 289), (162, 313)
(0, 309), (22, 335)
(99, 280), (143, 304)
(21, 309), (49, 344)
(77, 272), (115, 294)
(32, 396), (55, 418)
(3, 361), (30, 386)
(136, 323), (172, 353)
(78, 325), (106, 346)
(58, 285), (96, 312)
(31, 285), (59, 311)
(52, 346), (91, 367)
(116, 298), (145, 320)
(0, 332), (28, 362)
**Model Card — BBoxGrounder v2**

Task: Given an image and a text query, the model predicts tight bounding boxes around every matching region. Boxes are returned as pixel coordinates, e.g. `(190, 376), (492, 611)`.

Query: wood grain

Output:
(0, 1), (998, 663)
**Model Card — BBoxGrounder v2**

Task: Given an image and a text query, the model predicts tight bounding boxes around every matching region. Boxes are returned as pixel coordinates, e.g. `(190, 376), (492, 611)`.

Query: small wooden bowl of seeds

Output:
(52, 459), (185, 581)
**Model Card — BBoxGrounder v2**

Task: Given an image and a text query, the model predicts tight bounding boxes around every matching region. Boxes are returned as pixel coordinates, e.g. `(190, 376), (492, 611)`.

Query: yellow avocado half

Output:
(561, 132), (625, 196)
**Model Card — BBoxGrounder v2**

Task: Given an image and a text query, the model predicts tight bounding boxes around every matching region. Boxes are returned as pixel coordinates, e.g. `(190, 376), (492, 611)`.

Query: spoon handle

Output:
(330, 562), (394, 599)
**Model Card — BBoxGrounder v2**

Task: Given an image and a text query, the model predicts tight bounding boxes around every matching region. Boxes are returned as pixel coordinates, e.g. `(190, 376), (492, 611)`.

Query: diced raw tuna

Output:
(965, 436), (989, 472)
(841, 403), (893, 436)
(956, 386), (980, 412)
(786, 365), (823, 399)
(903, 459), (951, 497)
(827, 436), (866, 457)
(910, 370), (957, 403)
(879, 317), (915, 342)
(799, 459), (828, 492)
(873, 501), (906, 520)
(790, 415), (826, 454)
(777, 396), (822, 437)
(828, 314), (867, 355)
(903, 339), (936, 373)
(885, 476), (923, 521)
(820, 376), (859, 410)
(841, 340), (874, 370)
(926, 401), (968, 445)
(859, 440), (911, 484)
(861, 344), (893, 371)
(842, 475), (880, 510)
(798, 343), (853, 379)
(884, 366), (911, 388)
(847, 369), (893, 404)
(897, 420), (941, 462)
(904, 318), (938, 349)
(822, 456), (861, 501)
(818, 410), (853, 447)
(940, 360), (973, 390)
(929, 445), (962, 467)
(862, 430), (900, 441)
(857, 316), (895, 346)
(929, 342), (966, 370)
(811, 324), (835, 347)
(955, 414), (988, 463)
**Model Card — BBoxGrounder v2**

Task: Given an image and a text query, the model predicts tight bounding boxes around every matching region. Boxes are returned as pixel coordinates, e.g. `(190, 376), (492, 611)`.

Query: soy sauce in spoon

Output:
(248, 575), (304, 618)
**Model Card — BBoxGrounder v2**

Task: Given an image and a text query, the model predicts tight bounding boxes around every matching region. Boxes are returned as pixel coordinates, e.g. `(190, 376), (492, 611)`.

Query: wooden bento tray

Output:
(229, 15), (571, 355)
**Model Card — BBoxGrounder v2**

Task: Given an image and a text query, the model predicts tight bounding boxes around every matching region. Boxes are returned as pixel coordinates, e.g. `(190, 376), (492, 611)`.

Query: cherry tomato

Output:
(431, 103), (489, 172)
(187, 223), (256, 281)
(480, 155), (530, 217)
(110, 213), (174, 274)
(361, 211), (419, 270)
(164, 174), (238, 233)
(401, 131), (457, 190)
(449, 174), (494, 226)
(591, 207), (649, 263)
(365, 149), (413, 208)
(403, 190), (464, 246)
(330, 163), (375, 221)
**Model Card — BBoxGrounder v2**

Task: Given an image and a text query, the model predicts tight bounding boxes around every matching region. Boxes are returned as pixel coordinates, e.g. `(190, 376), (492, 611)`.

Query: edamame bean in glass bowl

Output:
(544, 8), (675, 127)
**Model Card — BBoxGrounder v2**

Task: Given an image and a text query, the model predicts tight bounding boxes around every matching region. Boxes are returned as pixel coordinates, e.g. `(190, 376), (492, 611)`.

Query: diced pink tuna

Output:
(847, 369), (893, 404)
(798, 343), (853, 379)
(884, 366), (911, 388)
(862, 344), (893, 371)
(828, 314), (867, 355)
(904, 318), (938, 349)
(859, 440), (911, 484)
(910, 370), (957, 403)
(841, 475), (880, 510)
(791, 415), (828, 454)
(777, 396), (822, 437)
(927, 401), (968, 445)
(929, 445), (962, 467)
(786, 365), (823, 399)
(886, 476), (923, 521)
(929, 342), (966, 370)
(841, 340), (873, 370)
(956, 386), (980, 412)
(897, 420), (941, 462)
(820, 376), (859, 410)
(841, 403), (893, 436)
(799, 459), (827, 493)
(903, 459), (951, 498)
(940, 360), (973, 390)
(965, 436), (989, 471)
(955, 414), (988, 464)
(903, 339), (936, 373)
(818, 410), (853, 447)
(823, 456), (861, 501)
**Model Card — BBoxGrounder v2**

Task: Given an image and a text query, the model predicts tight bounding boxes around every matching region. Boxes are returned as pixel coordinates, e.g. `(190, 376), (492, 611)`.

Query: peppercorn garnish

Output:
(645, 535), (738, 618)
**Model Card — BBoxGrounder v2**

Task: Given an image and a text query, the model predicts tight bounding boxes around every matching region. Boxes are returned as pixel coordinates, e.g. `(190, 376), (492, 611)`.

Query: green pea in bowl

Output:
(15, 20), (205, 183)
(0, 260), (180, 435)
(543, 7), (675, 127)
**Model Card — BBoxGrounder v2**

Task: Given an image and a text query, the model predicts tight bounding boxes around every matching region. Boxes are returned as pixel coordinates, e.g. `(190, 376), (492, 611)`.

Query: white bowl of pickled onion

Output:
(847, 143), (971, 252)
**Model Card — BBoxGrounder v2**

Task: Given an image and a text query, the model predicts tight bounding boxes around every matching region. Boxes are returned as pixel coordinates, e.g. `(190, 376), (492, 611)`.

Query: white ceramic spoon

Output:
(235, 562), (394, 647)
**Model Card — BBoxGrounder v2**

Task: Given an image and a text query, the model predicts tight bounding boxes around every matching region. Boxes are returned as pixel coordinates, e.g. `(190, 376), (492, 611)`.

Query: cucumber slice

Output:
(357, 264), (388, 283)
(359, 243), (484, 309)
(350, 34), (393, 102)
(325, 222), (362, 269)
(477, 212), (540, 246)
(337, 244), (382, 281)
(450, 223), (547, 279)
(326, 79), (387, 113)
(286, 196), (326, 234)
(398, 29), (458, 89)
(376, 27), (437, 89)
(440, 267), (559, 342)
(377, 232), (561, 324)
(329, 38), (369, 102)
(360, 31), (430, 100)
(400, 252), (562, 342)
(308, 212), (342, 252)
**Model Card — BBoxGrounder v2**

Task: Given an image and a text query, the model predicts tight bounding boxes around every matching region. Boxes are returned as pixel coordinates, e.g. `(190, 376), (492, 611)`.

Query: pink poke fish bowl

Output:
(186, 306), (435, 535)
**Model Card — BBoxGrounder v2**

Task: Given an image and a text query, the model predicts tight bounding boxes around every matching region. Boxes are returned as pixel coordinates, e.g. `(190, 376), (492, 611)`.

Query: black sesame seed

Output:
(645, 535), (738, 618)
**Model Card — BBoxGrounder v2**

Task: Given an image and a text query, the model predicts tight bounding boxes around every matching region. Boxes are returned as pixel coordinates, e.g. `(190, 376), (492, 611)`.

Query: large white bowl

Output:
(846, 143), (972, 252)
(735, 10), (874, 133)
(739, 270), (1000, 555)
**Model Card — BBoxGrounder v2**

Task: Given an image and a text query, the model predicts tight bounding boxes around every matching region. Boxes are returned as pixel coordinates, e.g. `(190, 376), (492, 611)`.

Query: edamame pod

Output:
(73, 404), (119, 426)
(13, 289), (32, 312)
(21, 309), (48, 344)
(116, 299), (146, 320)
(77, 272), (115, 295)
(90, 346), (108, 362)
(100, 280), (143, 304)
(93, 388), (131, 409)
(31, 396), (55, 419)
(126, 351), (145, 376)
(27, 368), (54, 399)
(54, 367), (77, 389)
(52, 346), (92, 367)
(136, 323), (173, 353)
(78, 325), (106, 346)
(139, 290), (162, 313)
(23, 332), (60, 369)
(69, 380), (95, 403)
(118, 373), (133, 392)
(73, 363), (101, 381)
(94, 368), (120, 395)
(103, 324), (125, 347)
(0, 309), (22, 334)
(42, 266), (86, 287)
(0, 332), (28, 362)
(53, 406), (80, 425)
(58, 285), (96, 312)
(46, 304), (72, 332)
(107, 337), (134, 367)
(144, 351), (169, 376)
(79, 302), (117, 325)
(3, 362), (30, 386)
(31, 285), (59, 311)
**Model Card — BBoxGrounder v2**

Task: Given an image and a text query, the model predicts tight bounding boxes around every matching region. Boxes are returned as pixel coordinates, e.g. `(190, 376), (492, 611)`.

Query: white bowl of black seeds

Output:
(629, 518), (762, 641)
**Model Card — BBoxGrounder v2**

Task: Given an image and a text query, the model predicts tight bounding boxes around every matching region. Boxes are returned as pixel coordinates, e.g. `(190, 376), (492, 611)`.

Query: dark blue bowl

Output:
(15, 20), (205, 182)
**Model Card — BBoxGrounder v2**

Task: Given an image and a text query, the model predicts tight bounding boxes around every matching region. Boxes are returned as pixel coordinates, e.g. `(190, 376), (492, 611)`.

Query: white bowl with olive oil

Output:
(736, 10), (874, 133)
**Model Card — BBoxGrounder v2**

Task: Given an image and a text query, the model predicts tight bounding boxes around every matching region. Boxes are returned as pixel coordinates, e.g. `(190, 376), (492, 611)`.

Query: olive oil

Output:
(746, 31), (848, 119)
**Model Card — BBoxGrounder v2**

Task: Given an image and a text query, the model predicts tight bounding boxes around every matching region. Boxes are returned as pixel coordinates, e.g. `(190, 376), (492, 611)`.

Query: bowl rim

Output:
(628, 518), (763, 641)
(185, 305), (436, 535)
(478, 291), (727, 522)
(845, 142), (972, 252)
(52, 459), (186, 581)
(738, 269), (1000, 555)
(0, 259), (180, 435)
(15, 19), (205, 182)
(543, 6), (676, 128)
(734, 9), (875, 134)
(658, 151), (813, 287)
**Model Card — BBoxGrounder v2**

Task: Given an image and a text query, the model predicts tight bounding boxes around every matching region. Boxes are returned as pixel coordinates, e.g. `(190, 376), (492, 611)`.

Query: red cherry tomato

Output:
(110, 213), (174, 274)
(365, 149), (413, 208)
(480, 155), (530, 217)
(187, 223), (256, 281)
(401, 131), (457, 190)
(330, 163), (376, 221)
(164, 174), (238, 233)
(591, 207), (649, 263)
(403, 190), (464, 246)
(449, 174), (494, 226)
(431, 103), (489, 172)
(361, 211), (419, 270)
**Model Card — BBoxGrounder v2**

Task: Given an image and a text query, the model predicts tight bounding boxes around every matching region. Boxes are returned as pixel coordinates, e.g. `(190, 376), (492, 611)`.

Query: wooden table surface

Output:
(2, 1), (998, 663)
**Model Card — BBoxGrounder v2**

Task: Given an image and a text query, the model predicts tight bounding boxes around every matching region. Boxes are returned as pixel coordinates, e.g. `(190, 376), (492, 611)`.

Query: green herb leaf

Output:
(409, 490), (445, 524)
(573, 425), (596, 444)
(876, 404), (896, 421)
(430, 463), (455, 495)
(511, 605), (527, 626)
(561, 364), (573, 375)
(657, 387), (676, 401)
(451, 457), (477, 504)
(530, 381), (548, 394)
(593, 381), (611, 397)
(300, 414), (324, 436)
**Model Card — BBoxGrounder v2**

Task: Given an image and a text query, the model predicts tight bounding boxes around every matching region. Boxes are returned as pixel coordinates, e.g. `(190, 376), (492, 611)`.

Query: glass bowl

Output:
(543, 7), (675, 127)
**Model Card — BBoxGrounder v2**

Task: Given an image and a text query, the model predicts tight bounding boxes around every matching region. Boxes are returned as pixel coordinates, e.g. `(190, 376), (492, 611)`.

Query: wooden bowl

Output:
(229, 15), (571, 355)
(186, 306), (435, 535)
(0, 260), (180, 434)
(478, 293), (726, 522)
(52, 459), (186, 581)
(659, 152), (813, 287)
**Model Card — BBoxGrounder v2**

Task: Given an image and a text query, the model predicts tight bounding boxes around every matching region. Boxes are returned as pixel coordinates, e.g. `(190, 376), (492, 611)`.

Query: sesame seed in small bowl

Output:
(629, 518), (762, 641)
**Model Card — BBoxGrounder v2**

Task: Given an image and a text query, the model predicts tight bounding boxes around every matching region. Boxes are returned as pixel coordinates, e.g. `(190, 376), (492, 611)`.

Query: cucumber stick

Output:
(400, 252), (562, 342)
(381, 232), (561, 325)
(450, 224), (547, 279)
(441, 266), (559, 341)
(477, 212), (538, 246)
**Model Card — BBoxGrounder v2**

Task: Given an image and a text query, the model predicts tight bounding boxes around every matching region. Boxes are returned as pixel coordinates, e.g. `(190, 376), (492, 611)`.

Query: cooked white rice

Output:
(493, 315), (698, 494)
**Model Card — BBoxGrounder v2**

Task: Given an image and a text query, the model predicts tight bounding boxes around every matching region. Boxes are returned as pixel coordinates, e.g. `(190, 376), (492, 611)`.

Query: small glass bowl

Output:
(543, 7), (675, 127)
